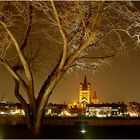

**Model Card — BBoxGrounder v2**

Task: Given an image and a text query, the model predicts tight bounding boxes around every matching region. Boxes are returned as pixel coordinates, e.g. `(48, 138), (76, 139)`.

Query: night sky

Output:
(0, 1), (140, 105)
(50, 49), (140, 104)
(1, 49), (140, 104)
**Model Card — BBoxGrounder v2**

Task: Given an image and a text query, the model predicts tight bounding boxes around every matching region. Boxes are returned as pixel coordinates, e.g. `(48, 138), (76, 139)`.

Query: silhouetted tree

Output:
(0, 1), (140, 136)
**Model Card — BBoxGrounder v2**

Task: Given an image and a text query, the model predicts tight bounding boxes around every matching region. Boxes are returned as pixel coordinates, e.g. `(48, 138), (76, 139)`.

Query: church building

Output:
(79, 75), (99, 104)
(79, 75), (91, 104)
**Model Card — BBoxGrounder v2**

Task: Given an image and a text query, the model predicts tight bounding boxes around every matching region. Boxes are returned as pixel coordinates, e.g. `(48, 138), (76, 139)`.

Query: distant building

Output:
(0, 95), (7, 104)
(92, 91), (99, 104)
(79, 75), (91, 104)
(127, 102), (140, 117)
(68, 75), (99, 110)
(45, 103), (67, 116)
(79, 75), (99, 105)
(85, 103), (127, 117)
(0, 96), (8, 114)
(8, 103), (25, 115)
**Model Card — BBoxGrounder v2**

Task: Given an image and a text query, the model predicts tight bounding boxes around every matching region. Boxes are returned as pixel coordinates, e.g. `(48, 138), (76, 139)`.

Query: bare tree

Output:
(0, 1), (140, 137)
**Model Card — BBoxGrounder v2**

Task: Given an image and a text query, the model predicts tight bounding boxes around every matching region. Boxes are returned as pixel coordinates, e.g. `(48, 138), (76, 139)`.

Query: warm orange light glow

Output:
(73, 102), (77, 106)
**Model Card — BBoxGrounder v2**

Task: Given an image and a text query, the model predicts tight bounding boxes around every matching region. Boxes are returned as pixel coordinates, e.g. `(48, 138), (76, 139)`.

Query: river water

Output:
(0, 125), (140, 139)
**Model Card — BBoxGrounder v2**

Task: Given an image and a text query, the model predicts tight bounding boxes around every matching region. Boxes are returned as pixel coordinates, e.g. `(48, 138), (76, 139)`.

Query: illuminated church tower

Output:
(92, 91), (99, 104)
(79, 75), (91, 104)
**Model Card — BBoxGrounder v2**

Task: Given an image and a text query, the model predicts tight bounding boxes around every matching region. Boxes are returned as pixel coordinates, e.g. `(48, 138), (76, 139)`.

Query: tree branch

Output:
(76, 1), (88, 33)
(0, 21), (34, 87)
(51, 0), (68, 70)
(0, 20), (36, 115)
(20, 2), (33, 51)
(79, 49), (118, 60)
(65, 1), (104, 67)
(36, 59), (60, 106)
(0, 58), (29, 92)
(72, 62), (97, 72)
(0, 21), (33, 90)
(14, 79), (32, 130)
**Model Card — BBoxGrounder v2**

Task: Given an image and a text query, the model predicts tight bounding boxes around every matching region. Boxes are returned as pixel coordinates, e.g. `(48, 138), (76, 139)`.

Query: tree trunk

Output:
(32, 114), (43, 138)
(32, 94), (52, 137)
(24, 113), (42, 138)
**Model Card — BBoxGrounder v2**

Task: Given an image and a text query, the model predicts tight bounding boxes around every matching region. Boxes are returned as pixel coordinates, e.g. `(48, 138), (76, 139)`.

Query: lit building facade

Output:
(85, 103), (127, 117)
(79, 75), (91, 104)
(45, 103), (68, 116)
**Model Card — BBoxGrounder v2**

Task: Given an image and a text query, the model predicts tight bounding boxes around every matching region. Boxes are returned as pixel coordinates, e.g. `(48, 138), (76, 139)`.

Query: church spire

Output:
(82, 75), (88, 90)
(84, 75), (87, 85)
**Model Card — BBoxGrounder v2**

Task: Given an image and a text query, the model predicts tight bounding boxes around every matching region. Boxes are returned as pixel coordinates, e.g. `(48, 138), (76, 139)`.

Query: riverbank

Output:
(1, 115), (140, 126)
(44, 116), (140, 126)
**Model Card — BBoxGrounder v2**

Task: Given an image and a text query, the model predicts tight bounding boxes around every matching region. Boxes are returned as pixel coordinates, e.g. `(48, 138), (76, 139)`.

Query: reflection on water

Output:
(80, 129), (86, 134)
(0, 125), (140, 139)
